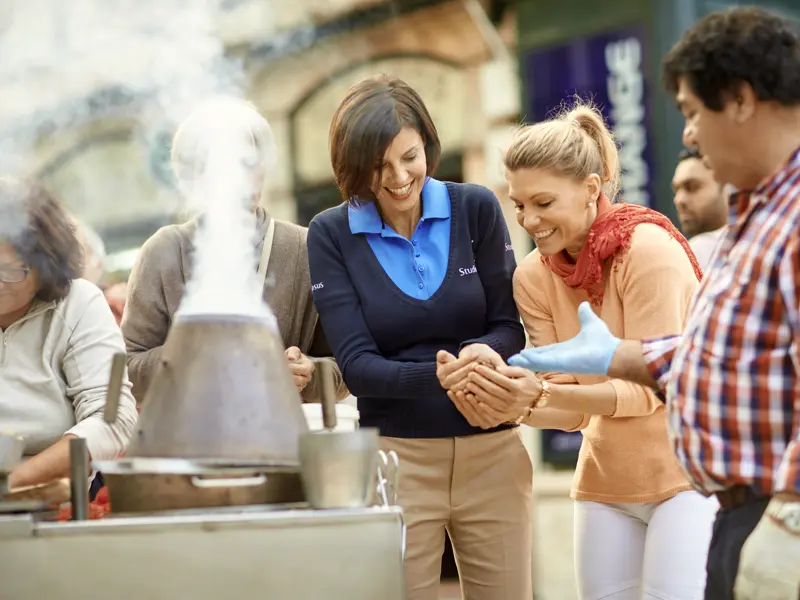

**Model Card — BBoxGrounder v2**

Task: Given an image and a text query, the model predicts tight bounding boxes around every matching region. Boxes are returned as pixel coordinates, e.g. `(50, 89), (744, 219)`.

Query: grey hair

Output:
(170, 96), (276, 198)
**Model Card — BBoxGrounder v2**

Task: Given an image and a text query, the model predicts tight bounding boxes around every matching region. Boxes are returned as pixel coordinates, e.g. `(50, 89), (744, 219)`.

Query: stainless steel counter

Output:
(0, 505), (405, 600)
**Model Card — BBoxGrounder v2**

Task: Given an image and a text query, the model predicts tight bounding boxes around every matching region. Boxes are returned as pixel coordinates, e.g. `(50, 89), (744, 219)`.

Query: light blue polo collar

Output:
(348, 177), (450, 235)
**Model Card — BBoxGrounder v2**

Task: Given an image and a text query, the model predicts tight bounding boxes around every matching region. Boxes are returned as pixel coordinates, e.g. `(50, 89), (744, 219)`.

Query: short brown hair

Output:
(504, 100), (621, 202)
(329, 75), (441, 206)
(0, 178), (83, 302)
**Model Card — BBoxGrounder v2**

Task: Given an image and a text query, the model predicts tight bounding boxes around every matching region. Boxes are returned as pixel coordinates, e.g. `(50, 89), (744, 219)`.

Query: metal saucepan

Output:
(103, 352), (127, 423)
(299, 359), (386, 509)
(299, 427), (380, 509)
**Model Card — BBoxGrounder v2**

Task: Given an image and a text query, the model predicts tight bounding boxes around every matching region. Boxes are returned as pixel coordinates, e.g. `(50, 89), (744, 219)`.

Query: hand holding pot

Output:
(285, 346), (315, 392)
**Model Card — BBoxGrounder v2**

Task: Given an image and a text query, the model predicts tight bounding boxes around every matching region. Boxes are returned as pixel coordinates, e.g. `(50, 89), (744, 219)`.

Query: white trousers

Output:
(574, 491), (719, 600)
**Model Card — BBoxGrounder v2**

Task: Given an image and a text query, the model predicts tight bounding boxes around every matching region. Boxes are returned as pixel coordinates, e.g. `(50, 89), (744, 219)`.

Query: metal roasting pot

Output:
(128, 313), (309, 464)
(95, 313), (311, 513)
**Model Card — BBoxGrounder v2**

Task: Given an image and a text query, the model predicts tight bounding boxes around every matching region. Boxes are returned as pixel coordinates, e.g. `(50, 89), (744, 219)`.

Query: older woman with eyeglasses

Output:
(0, 177), (138, 495)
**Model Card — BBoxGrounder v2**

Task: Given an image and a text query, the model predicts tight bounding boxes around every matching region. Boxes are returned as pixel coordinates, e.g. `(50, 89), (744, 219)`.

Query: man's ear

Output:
(728, 82), (757, 124)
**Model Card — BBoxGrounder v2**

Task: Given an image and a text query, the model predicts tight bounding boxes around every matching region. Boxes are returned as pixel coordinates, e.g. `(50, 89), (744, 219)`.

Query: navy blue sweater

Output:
(307, 182), (526, 438)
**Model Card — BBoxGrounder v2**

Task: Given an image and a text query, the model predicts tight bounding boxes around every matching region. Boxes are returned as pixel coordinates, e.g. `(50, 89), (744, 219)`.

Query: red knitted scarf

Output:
(541, 194), (703, 305)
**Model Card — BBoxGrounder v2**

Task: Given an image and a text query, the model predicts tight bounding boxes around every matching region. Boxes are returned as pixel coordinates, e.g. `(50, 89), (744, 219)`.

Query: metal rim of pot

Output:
(94, 457), (301, 476)
(95, 459), (307, 513)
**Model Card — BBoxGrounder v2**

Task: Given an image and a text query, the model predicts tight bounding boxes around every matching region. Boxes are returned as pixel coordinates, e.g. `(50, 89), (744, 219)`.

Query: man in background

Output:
(73, 218), (128, 324)
(73, 218), (107, 285)
(672, 147), (727, 269)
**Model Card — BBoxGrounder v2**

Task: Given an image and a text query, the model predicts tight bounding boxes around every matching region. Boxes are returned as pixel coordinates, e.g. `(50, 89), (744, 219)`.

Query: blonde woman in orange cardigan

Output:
(445, 103), (719, 600)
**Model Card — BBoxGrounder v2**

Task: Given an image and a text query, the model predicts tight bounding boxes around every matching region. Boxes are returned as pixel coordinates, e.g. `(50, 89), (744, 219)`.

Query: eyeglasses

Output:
(0, 267), (31, 284)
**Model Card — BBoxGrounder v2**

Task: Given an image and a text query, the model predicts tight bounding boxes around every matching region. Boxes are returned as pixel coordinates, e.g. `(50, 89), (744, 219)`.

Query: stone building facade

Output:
(0, 0), (528, 273)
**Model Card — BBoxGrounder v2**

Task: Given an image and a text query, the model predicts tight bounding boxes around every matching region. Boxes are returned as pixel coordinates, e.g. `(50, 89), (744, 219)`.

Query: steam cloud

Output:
(0, 0), (242, 231)
(173, 97), (279, 326)
(0, 178), (30, 245)
(0, 0), (278, 325)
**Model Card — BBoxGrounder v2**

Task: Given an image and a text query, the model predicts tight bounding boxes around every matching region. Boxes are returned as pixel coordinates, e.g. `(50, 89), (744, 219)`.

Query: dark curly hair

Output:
(0, 178), (83, 303)
(662, 6), (800, 110)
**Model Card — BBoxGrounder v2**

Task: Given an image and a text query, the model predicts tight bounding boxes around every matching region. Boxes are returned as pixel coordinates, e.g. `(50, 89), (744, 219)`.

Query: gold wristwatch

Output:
(513, 379), (551, 424)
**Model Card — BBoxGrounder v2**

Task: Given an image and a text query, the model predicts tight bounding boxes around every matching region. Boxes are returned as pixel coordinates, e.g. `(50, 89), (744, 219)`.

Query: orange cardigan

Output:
(514, 224), (698, 503)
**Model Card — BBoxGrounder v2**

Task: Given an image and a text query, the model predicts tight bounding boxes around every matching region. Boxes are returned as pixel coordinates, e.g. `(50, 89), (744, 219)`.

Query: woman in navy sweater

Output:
(307, 75), (533, 600)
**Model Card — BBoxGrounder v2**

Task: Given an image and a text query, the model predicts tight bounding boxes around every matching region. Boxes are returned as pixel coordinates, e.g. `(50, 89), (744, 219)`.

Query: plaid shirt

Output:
(643, 148), (800, 496)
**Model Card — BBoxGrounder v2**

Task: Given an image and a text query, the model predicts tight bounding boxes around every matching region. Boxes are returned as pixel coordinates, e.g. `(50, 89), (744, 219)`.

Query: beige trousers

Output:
(381, 428), (533, 600)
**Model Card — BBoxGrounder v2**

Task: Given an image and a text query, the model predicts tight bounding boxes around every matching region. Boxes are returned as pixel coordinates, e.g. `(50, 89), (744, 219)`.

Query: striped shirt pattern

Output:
(643, 148), (800, 496)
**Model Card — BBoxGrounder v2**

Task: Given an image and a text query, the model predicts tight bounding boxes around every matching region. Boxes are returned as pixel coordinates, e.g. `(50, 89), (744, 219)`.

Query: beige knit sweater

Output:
(0, 279), (138, 460)
(121, 213), (347, 405)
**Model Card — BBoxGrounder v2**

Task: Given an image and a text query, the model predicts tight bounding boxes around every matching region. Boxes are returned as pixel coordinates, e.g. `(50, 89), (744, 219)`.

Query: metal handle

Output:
(376, 450), (400, 507)
(376, 452), (390, 506)
(69, 437), (89, 521)
(190, 475), (267, 488)
(312, 358), (337, 430)
(385, 450), (399, 505)
(104, 352), (127, 423)
(375, 450), (405, 557)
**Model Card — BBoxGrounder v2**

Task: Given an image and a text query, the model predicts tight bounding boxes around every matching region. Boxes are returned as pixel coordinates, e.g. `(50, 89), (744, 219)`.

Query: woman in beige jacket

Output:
(122, 97), (347, 405)
(0, 178), (137, 491)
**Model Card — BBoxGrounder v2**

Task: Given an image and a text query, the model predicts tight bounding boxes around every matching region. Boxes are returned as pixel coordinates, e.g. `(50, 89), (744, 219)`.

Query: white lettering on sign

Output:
(605, 37), (649, 207)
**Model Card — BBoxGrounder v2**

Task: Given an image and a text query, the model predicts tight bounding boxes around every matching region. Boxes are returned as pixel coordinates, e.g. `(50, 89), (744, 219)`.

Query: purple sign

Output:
(522, 25), (655, 207)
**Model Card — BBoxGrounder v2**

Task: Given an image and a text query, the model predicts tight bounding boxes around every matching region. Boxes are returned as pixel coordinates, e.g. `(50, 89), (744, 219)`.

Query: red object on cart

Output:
(57, 487), (111, 521)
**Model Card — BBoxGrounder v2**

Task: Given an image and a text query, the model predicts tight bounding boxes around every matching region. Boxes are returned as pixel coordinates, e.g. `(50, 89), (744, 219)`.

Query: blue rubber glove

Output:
(508, 302), (622, 375)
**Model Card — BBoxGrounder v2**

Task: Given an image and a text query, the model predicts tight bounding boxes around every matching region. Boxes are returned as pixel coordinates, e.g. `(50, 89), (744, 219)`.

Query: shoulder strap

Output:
(257, 217), (276, 291)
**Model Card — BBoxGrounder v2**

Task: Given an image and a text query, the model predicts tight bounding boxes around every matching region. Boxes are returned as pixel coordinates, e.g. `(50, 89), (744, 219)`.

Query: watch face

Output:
(783, 508), (800, 532)
(772, 503), (800, 533)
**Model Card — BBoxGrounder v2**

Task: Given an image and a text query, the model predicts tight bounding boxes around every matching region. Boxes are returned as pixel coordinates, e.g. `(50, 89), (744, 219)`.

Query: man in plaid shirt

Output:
(509, 7), (800, 600)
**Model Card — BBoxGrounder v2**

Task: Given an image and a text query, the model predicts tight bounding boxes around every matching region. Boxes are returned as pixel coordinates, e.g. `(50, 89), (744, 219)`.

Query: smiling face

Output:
(370, 126), (428, 218)
(507, 167), (600, 257)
